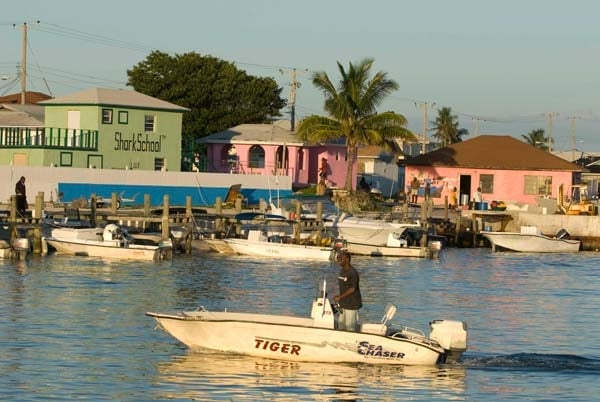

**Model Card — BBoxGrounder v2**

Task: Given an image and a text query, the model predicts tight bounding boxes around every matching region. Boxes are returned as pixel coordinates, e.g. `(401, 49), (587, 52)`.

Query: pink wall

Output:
(205, 143), (353, 189)
(405, 165), (574, 206)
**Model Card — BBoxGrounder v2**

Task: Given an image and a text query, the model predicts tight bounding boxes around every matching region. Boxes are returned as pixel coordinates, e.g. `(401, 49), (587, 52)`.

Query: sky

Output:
(2, 0), (600, 153)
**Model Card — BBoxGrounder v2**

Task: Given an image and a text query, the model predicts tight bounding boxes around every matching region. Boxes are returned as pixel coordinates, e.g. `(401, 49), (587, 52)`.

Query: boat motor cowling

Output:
(429, 319), (468, 361)
(103, 224), (123, 242)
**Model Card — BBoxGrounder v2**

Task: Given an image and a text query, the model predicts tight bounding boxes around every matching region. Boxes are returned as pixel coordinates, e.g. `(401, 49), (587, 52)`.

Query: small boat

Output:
(146, 280), (468, 365)
(481, 226), (581, 253)
(345, 233), (442, 258)
(330, 214), (421, 247)
(46, 224), (172, 260)
(224, 230), (334, 260)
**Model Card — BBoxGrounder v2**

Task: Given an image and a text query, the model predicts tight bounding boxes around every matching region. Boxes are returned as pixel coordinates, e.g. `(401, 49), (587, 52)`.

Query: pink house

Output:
(404, 135), (584, 206)
(197, 120), (353, 189)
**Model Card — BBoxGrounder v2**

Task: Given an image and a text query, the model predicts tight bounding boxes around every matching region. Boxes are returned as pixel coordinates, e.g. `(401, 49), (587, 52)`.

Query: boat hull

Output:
(147, 312), (445, 365)
(481, 231), (581, 253)
(346, 242), (428, 257)
(224, 238), (333, 260)
(46, 238), (169, 260)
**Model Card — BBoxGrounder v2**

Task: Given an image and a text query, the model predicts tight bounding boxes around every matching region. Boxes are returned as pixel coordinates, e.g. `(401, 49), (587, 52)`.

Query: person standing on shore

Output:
(450, 187), (458, 209)
(474, 187), (483, 203)
(15, 176), (27, 215)
(410, 177), (420, 204)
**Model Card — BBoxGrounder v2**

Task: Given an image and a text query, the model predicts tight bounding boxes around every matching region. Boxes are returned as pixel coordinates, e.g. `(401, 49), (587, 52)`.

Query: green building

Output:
(0, 88), (188, 170)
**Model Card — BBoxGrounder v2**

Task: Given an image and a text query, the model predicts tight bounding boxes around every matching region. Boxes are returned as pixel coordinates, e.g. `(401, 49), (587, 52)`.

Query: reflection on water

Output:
(154, 351), (467, 401)
(1, 248), (599, 401)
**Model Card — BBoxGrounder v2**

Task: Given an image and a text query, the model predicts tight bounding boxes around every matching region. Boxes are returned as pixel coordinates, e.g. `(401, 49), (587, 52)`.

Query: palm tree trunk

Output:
(344, 145), (357, 191)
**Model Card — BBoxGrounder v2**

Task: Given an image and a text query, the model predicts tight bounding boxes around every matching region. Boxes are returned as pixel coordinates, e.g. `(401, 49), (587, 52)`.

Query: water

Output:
(1, 249), (599, 401)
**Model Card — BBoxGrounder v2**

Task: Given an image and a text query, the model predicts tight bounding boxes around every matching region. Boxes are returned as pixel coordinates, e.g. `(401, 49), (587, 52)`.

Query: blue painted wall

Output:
(57, 183), (293, 207)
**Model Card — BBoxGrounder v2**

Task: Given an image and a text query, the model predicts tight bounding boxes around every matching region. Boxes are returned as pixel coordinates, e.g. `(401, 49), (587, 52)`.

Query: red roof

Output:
(0, 91), (52, 104)
(407, 135), (584, 172)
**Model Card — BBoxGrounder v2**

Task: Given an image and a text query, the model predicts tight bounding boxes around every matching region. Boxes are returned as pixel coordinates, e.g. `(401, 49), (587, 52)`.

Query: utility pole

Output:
(280, 68), (307, 131)
(14, 21), (39, 104)
(415, 102), (435, 154)
(568, 116), (578, 162)
(20, 22), (27, 104)
(472, 117), (480, 137)
(547, 112), (557, 152)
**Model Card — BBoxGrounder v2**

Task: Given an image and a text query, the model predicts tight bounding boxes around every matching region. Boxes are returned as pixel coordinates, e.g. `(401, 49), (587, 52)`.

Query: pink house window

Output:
(248, 145), (265, 168)
(276, 146), (289, 169)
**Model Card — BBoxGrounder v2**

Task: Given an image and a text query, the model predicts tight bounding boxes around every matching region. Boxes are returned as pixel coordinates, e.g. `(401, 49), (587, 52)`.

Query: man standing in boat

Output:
(334, 250), (362, 331)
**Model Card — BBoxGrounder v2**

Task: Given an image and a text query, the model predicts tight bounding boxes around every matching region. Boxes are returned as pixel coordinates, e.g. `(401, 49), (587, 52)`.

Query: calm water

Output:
(1, 248), (599, 401)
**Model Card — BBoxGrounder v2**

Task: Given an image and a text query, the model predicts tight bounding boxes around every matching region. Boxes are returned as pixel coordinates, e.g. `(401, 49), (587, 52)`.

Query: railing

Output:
(0, 127), (99, 150)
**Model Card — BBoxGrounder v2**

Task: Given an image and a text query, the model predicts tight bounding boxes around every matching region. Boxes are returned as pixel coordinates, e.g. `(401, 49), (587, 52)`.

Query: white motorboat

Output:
(46, 224), (172, 260)
(224, 230), (334, 261)
(330, 214), (421, 247)
(147, 280), (468, 365)
(481, 226), (581, 253)
(344, 233), (442, 258)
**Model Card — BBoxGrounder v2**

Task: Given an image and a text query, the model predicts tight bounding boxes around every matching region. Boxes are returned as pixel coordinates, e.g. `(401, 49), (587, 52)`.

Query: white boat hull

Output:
(203, 238), (235, 254)
(481, 231), (581, 253)
(148, 311), (449, 365)
(46, 238), (169, 260)
(334, 218), (420, 247)
(224, 238), (333, 260)
(346, 242), (428, 257)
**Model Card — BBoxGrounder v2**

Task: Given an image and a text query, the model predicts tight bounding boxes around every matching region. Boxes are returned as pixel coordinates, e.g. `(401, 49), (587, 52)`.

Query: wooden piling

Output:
(35, 192), (44, 220)
(215, 197), (222, 215)
(144, 194), (151, 216)
(111, 193), (118, 214)
(10, 195), (16, 222)
(162, 195), (170, 241)
(90, 194), (97, 227)
(294, 201), (302, 243)
(316, 201), (323, 245)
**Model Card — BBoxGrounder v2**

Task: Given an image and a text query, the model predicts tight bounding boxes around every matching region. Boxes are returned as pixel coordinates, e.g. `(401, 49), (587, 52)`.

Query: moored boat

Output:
(147, 280), (468, 365)
(481, 226), (581, 253)
(224, 230), (334, 260)
(46, 224), (172, 260)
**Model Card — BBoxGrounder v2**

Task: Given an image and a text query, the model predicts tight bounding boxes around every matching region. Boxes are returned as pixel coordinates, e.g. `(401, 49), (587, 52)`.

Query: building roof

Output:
(0, 104), (44, 126)
(198, 120), (313, 146)
(0, 91), (52, 104)
(39, 88), (189, 112)
(407, 135), (584, 172)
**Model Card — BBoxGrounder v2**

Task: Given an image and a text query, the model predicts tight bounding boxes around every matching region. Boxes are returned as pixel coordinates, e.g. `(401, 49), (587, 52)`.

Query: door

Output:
(459, 175), (472, 205)
(67, 110), (80, 147)
(12, 153), (28, 166)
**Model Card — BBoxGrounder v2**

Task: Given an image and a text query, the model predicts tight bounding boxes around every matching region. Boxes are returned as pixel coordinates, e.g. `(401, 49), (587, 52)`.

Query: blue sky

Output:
(2, 0), (600, 152)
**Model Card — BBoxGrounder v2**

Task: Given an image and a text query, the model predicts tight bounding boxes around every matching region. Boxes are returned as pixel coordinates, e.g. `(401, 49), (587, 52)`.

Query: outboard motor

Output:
(429, 320), (468, 363)
(11, 237), (30, 260)
(103, 224), (122, 242)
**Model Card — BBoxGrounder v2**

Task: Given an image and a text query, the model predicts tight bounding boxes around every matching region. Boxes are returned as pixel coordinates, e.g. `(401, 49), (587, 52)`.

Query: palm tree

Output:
(430, 107), (469, 147)
(522, 128), (550, 151)
(297, 58), (416, 191)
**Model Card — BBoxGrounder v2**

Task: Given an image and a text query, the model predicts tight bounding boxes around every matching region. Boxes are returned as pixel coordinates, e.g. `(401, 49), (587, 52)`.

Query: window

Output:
(154, 158), (164, 171)
(248, 145), (265, 168)
(60, 152), (73, 166)
(524, 175), (552, 195)
(102, 109), (113, 124)
(118, 111), (128, 124)
(144, 115), (156, 132)
(276, 146), (289, 169)
(480, 174), (494, 193)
